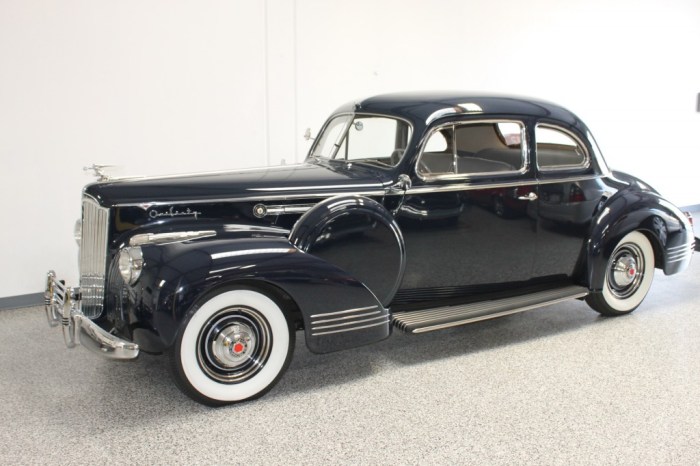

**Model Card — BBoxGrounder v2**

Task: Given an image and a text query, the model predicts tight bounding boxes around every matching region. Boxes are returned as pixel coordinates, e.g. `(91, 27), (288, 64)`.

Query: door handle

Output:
(517, 192), (538, 201)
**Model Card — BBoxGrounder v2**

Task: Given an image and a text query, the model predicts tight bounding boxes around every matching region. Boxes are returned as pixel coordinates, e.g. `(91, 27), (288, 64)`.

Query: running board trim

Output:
(392, 285), (589, 334)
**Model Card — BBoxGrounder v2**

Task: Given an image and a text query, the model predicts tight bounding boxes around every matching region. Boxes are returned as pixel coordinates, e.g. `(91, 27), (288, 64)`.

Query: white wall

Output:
(1, 0), (699, 297)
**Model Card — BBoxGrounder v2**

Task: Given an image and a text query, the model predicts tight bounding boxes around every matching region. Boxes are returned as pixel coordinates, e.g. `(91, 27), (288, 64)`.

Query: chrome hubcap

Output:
(211, 322), (256, 367)
(608, 243), (645, 299)
(197, 306), (272, 384)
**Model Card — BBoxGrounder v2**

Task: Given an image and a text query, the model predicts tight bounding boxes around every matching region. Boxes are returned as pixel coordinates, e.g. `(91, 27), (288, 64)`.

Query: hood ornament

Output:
(83, 164), (114, 182)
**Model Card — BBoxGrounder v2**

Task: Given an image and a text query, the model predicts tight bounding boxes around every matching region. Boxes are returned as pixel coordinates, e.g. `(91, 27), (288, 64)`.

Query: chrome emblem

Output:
(148, 206), (202, 220)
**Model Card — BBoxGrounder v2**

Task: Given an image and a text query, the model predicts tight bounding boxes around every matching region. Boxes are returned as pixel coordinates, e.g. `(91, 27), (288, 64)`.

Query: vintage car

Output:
(45, 92), (695, 405)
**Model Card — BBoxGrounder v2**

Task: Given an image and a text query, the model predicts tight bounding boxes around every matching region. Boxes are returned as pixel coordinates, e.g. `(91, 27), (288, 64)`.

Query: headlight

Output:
(74, 219), (82, 246)
(118, 247), (144, 285)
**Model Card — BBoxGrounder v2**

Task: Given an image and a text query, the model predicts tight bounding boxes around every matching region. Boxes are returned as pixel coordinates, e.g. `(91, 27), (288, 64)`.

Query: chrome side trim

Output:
(311, 319), (390, 336)
(311, 314), (387, 331)
(111, 174), (607, 208)
(129, 230), (217, 246)
(531, 174), (602, 186)
(393, 285), (588, 334)
(407, 180), (533, 195)
(112, 190), (388, 207)
(223, 224), (290, 235)
(252, 203), (315, 218)
(666, 242), (694, 263)
(103, 163), (307, 183)
(404, 174), (602, 196)
(310, 305), (379, 319)
(311, 309), (381, 324)
(309, 305), (388, 336)
(251, 183), (383, 192)
(210, 247), (296, 260)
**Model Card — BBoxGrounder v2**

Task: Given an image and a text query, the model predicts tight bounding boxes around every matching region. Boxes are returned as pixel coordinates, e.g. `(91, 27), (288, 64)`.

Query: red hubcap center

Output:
(629, 268), (635, 276)
(232, 342), (245, 354)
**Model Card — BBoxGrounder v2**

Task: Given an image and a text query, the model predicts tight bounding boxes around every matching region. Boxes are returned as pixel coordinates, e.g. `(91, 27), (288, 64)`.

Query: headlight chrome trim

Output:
(118, 247), (144, 285)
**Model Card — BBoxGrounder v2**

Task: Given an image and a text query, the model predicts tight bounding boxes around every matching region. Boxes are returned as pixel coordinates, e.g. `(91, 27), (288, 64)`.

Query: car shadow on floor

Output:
(92, 299), (603, 410)
(268, 301), (600, 400)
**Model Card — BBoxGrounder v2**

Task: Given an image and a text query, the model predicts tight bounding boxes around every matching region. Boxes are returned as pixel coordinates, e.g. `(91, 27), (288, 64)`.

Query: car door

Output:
(532, 122), (606, 279)
(391, 118), (539, 301)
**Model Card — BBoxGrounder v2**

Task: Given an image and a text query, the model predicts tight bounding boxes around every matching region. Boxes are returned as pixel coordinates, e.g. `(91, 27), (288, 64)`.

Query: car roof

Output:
(334, 91), (588, 130)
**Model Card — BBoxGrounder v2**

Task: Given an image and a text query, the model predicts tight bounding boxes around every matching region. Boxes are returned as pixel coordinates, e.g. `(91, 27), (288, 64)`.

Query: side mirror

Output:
(303, 128), (315, 141)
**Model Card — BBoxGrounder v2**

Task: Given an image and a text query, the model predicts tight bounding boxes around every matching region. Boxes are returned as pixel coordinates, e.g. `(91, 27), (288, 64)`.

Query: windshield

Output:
(311, 114), (413, 167)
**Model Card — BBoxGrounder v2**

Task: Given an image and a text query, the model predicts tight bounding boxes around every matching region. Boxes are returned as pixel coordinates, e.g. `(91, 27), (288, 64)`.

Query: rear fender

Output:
(587, 188), (693, 290)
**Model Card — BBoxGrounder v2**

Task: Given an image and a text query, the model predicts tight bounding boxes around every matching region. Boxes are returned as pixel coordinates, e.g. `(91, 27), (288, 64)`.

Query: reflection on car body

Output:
(44, 92), (694, 405)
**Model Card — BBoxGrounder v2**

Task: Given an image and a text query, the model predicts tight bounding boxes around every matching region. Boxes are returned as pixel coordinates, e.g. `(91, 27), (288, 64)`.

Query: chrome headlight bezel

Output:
(118, 247), (144, 285)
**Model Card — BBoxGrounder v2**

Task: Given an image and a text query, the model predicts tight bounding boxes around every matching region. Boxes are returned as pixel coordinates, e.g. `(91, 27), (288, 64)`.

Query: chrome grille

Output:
(79, 197), (109, 318)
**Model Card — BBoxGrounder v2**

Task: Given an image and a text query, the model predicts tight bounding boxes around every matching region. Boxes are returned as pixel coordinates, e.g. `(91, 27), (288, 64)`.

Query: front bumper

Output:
(44, 271), (139, 360)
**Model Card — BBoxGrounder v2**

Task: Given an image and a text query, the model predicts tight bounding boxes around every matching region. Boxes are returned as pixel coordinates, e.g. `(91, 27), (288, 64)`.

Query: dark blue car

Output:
(45, 92), (695, 405)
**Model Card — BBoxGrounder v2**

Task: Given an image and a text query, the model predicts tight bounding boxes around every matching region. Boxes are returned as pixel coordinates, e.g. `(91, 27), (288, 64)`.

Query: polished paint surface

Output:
(63, 92), (694, 357)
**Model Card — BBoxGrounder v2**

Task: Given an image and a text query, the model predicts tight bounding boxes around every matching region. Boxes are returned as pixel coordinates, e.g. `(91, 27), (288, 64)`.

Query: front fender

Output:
(289, 195), (406, 307)
(120, 236), (389, 354)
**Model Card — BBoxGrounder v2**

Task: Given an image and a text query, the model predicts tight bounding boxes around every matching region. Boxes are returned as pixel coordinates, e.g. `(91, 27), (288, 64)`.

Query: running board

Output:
(392, 285), (589, 334)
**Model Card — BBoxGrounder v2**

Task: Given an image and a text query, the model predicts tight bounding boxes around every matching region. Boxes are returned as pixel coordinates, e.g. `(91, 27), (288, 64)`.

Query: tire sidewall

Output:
(601, 231), (655, 312)
(176, 289), (291, 403)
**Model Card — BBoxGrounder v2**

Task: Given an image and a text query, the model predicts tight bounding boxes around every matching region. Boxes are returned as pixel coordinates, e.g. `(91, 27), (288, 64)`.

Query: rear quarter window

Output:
(536, 125), (589, 171)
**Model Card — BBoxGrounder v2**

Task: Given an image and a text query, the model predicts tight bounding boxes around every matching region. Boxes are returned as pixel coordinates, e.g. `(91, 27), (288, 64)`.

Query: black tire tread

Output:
(585, 291), (637, 317)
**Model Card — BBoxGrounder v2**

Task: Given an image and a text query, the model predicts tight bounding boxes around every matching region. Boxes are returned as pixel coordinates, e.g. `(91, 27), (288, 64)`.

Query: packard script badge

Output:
(148, 206), (202, 220)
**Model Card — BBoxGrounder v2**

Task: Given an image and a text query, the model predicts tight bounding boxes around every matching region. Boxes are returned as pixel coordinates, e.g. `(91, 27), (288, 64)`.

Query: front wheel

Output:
(170, 289), (294, 406)
(586, 231), (655, 316)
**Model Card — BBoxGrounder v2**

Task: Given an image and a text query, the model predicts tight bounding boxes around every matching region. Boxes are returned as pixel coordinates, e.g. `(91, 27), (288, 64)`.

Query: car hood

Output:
(84, 160), (389, 207)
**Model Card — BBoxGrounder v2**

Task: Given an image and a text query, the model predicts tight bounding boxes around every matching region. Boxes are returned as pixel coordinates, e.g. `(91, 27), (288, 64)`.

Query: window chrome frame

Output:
(415, 119), (530, 183)
(308, 112), (415, 167)
(535, 123), (591, 173)
(309, 114), (354, 160)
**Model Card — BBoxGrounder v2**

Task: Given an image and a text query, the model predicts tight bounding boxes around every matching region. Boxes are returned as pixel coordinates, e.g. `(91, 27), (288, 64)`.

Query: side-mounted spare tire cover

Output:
(289, 196), (406, 306)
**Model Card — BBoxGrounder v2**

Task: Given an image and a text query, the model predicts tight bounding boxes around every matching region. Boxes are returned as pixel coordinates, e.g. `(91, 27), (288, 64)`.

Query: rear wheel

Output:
(170, 289), (294, 406)
(586, 231), (655, 316)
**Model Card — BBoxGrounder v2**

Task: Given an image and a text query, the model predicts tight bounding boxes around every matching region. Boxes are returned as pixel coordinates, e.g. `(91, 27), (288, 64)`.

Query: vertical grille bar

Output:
(79, 198), (109, 318)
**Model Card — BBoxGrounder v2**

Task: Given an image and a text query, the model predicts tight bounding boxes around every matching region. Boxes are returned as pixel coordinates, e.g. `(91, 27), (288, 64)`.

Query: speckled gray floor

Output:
(1, 260), (699, 465)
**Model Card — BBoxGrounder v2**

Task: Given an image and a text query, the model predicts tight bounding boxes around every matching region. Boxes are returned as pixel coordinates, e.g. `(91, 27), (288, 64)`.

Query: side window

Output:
(418, 121), (526, 178)
(536, 125), (589, 171)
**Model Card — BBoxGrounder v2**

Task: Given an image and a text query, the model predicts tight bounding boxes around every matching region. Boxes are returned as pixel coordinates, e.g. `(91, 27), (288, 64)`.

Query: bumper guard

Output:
(44, 271), (139, 360)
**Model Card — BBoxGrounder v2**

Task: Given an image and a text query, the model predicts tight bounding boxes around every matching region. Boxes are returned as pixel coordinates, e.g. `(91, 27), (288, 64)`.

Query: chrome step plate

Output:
(392, 285), (589, 334)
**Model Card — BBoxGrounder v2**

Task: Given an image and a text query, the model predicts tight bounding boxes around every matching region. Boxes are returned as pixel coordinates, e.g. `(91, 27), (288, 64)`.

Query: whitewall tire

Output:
(170, 289), (294, 406)
(587, 231), (655, 316)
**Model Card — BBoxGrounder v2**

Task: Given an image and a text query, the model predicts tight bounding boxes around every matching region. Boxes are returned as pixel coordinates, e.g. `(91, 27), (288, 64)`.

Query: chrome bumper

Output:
(44, 271), (139, 360)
